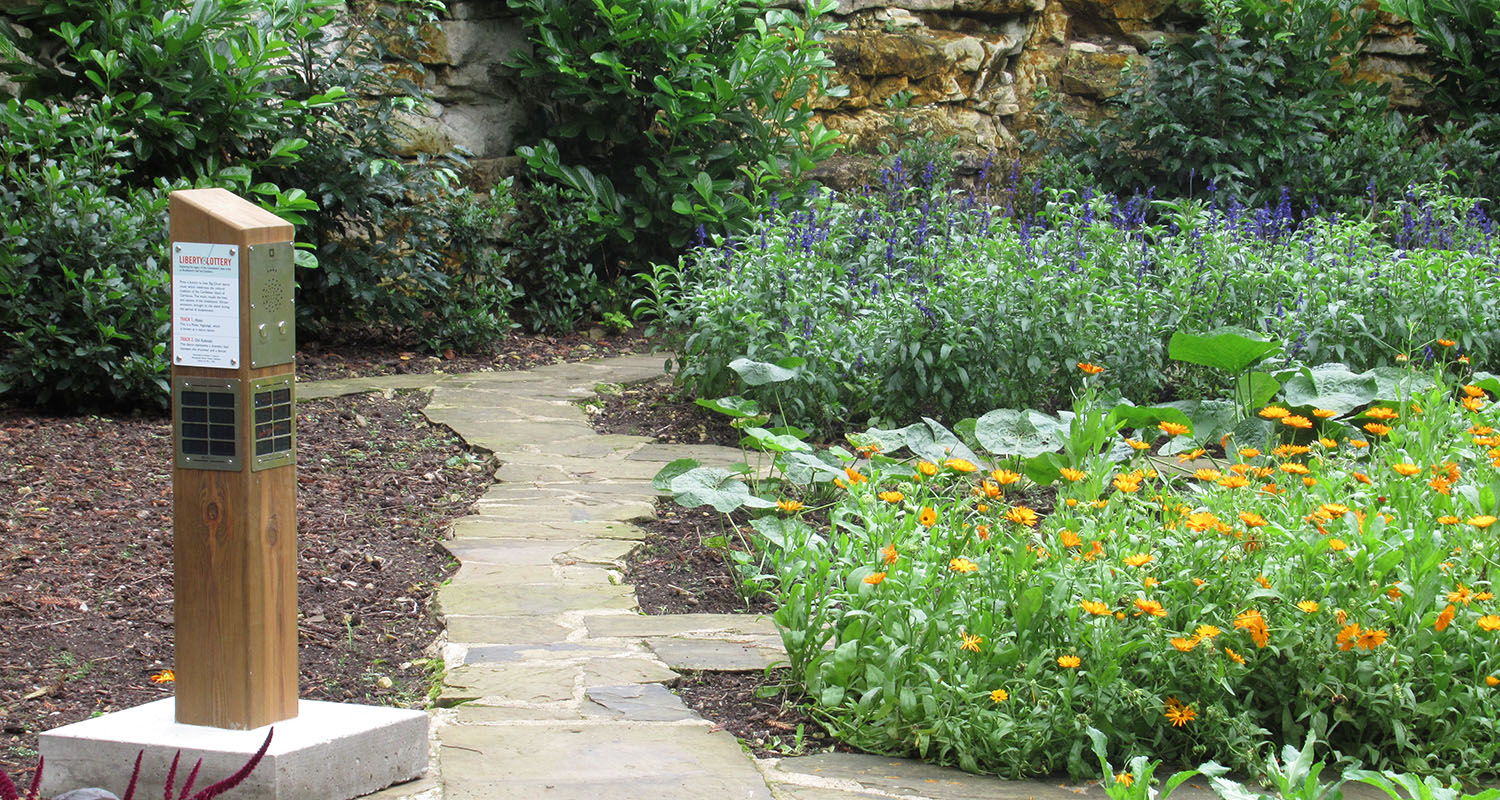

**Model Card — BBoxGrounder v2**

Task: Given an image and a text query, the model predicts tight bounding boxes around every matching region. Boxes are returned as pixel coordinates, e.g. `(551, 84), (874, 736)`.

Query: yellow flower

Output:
(1193, 468), (1222, 481)
(1320, 503), (1350, 517)
(1392, 462), (1422, 477)
(1003, 506), (1040, 527)
(1273, 444), (1311, 457)
(1487, 676), (1500, 687)
(1479, 615), (1500, 632)
(1127, 438), (1151, 451)
(1239, 511), (1268, 528)
(1259, 406), (1291, 419)
(1195, 624), (1222, 639)
(1163, 702), (1197, 727)
(919, 506), (938, 527)
(1438, 338), (1456, 347)
(1282, 415), (1313, 429)
(1080, 600), (1111, 616)
(881, 544), (899, 565)
(1134, 597), (1167, 617)
(1438, 515), (1461, 525)
(1337, 623), (1361, 650)
(1060, 529), (1083, 549)
(1319, 437), (1338, 448)
(1177, 448), (1208, 462)
(1224, 647), (1246, 665)
(1123, 553), (1154, 567)
(950, 557), (978, 573)
(1435, 604), (1456, 632)
(1469, 515), (1498, 529)
(1449, 584), (1473, 605)
(944, 458), (977, 473)
(1279, 462), (1310, 475)
(1217, 474), (1251, 489)
(1057, 655), (1081, 668)
(864, 571), (887, 585)
(1143, 576), (1160, 588)
(1329, 538), (1348, 551)
(1185, 511), (1222, 532)
(917, 461), (939, 477)
(1296, 600), (1320, 614)
(151, 669), (176, 684)
(777, 499), (804, 513)
(878, 490), (904, 504)
(1112, 471), (1144, 493)
(1363, 423), (1392, 436)
(843, 467), (867, 485)
(1060, 467), (1089, 482)
(1234, 609), (1270, 648)
(991, 688), (1010, 702)
(1158, 421), (1190, 437)
(1312, 408), (1338, 419)
(959, 631), (983, 651)
(1256, 574), (1272, 589)
(990, 465), (1026, 483)
(1238, 448), (1262, 458)
(1170, 637), (1198, 652)
(1463, 396), (1487, 412)
(1365, 406), (1400, 421)
(1348, 439), (1370, 449)
(1352, 472), (1371, 485)
(1077, 362), (1105, 375)
(1115, 773), (1134, 786)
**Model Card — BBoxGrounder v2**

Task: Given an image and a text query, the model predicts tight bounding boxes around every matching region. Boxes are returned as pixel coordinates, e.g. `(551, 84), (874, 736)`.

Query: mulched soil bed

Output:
(0, 383), (492, 783)
(297, 329), (653, 381)
(585, 374), (740, 447)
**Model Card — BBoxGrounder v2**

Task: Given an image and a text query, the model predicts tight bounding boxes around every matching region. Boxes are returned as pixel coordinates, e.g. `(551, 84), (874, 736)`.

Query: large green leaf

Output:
(776, 450), (846, 484)
(1281, 363), (1378, 413)
(1106, 402), (1195, 433)
(750, 515), (814, 550)
(669, 467), (776, 513)
(1168, 327), (1280, 373)
(728, 356), (805, 386)
(652, 457), (701, 492)
(975, 409), (1067, 458)
(694, 395), (761, 418)
(741, 426), (812, 453)
(1472, 371), (1500, 398)
(861, 418), (981, 464)
(1237, 370), (1282, 410)
(1366, 366), (1437, 401)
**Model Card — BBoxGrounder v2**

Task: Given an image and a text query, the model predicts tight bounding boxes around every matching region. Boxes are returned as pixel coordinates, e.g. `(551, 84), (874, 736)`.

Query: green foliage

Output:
(1379, 0), (1500, 119)
(648, 169), (1500, 436)
(1030, 0), (1423, 208)
(0, 99), (172, 409)
(505, 0), (845, 274)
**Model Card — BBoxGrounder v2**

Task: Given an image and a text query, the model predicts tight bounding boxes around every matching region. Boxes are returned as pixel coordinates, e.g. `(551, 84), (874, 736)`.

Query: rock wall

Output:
(386, 0), (1434, 172)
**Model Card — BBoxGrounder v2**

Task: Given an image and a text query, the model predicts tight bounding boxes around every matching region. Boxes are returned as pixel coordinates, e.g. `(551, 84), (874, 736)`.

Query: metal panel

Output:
(175, 377), (242, 471)
(249, 375), (296, 472)
(247, 241), (295, 368)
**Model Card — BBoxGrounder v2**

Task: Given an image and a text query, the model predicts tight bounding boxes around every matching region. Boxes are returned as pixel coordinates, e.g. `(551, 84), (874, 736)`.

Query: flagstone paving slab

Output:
(439, 662), (581, 705)
(440, 537), (591, 564)
(583, 612), (779, 639)
(442, 615), (576, 645)
(437, 581), (637, 617)
(645, 636), (787, 671)
(583, 685), (700, 722)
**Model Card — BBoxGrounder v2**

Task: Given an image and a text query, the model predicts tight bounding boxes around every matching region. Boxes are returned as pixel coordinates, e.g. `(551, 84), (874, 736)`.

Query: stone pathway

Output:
(299, 355), (1143, 800)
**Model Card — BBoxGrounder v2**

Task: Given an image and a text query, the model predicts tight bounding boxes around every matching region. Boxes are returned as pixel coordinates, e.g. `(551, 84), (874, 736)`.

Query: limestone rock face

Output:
(1060, 42), (1143, 99)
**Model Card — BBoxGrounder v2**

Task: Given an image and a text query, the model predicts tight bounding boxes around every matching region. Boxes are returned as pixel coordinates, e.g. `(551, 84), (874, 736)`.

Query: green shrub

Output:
(504, 0), (845, 299)
(1031, 0), (1415, 208)
(0, 99), (172, 409)
(1380, 0), (1500, 119)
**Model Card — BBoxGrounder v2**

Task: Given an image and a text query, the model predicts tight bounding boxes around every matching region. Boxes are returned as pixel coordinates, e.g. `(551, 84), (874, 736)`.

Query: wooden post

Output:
(169, 188), (298, 729)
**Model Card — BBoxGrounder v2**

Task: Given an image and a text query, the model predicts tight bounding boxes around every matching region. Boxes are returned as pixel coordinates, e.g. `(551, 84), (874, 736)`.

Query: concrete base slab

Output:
(39, 698), (427, 800)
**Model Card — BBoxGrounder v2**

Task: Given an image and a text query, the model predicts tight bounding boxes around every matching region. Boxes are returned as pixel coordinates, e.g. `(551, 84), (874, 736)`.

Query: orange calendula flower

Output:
(1004, 506), (1040, 527)
(881, 544), (899, 564)
(1451, 585), (1474, 605)
(950, 557), (978, 573)
(878, 490), (904, 504)
(1224, 647), (1246, 664)
(1163, 702), (1197, 727)
(1392, 463), (1422, 477)
(1488, 676), (1500, 687)
(863, 571), (887, 585)
(1115, 773), (1134, 786)
(1297, 600), (1320, 613)
(1479, 615), (1500, 632)
(1357, 628), (1389, 649)
(916, 461), (939, 477)
(1134, 597), (1167, 617)
(1170, 637), (1197, 652)
(1366, 406), (1400, 421)
(1348, 439), (1370, 449)
(1080, 599), (1112, 616)
(944, 458), (978, 473)
(1312, 408), (1338, 419)
(1195, 625), (1222, 639)
(1463, 396), (1488, 412)
(1059, 529), (1083, 549)
(1469, 515), (1497, 529)
(1463, 386), (1488, 399)
(151, 669), (176, 684)
(1438, 338), (1456, 347)
(1217, 474), (1251, 489)
(1234, 609), (1270, 648)
(1057, 655), (1081, 668)
(1363, 423), (1392, 436)
(844, 467), (868, 485)
(1077, 362), (1105, 375)
(990, 468), (1021, 485)
(1177, 448), (1208, 462)
(1185, 511), (1222, 532)
(1476, 591), (1495, 601)
(777, 499), (804, 513)
(1193, 468), (1222, 481)
(1239, 511), (1268, 528)
(1113, 472), (1144, 493)
(1143, 576), (1160, 588)
(1158, 421), (1190, 437)
(919, 506), (938, 527)
(1259, 406), (1291, 419)
(1238, 448), (1262, 458)
(1438, 515), (1460, 525)
(1282, 415), (1314, 429)
(1319, 437), (1339, 448)
(1059, 467), (1089, 482)
(1273, 444), (1311, 458)
(1123, 552), (1154, 567)
(1329, 538), (1348, 551)
(959, 631), (983, 651)
(1127, 438), (1151, 451)
(991, 688), (1010, 702)
(1337, 623), (1361, 651)
(1256, 574), (1272, 589)
(1352, 472), (1371, 485)
(1279, 462), (1310, 475)
(1435, 604), (1456, 631)
(976, 524), (991, 540)
(1320, 503), (1350, 517)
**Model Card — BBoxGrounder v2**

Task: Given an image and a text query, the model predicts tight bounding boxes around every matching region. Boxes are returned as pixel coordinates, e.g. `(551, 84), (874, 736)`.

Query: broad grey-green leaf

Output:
(728, 356), (803, 386)
(1238, 370), (1282, 410)
(1367, 366), (1439, 400)
(694, 395), (761, 418)
(1282, 363), (1377, 412)
(741, 426), (812, 453)
(1106, 403), (1195, 432)
(652, 458), (701, 492)
(750, 515), (812, 550)
(669, 467), (775, 513)
(975, 408), (1067, 458)
(777, 450), (845, 484)
(1168, 326), (1280, 373)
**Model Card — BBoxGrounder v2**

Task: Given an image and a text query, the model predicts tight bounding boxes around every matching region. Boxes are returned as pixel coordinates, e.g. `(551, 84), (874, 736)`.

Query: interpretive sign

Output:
(172, 242), (241, 369)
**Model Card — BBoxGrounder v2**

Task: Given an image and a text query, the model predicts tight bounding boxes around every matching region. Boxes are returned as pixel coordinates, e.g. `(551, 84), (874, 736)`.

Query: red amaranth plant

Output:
(0, 729), (271, 800)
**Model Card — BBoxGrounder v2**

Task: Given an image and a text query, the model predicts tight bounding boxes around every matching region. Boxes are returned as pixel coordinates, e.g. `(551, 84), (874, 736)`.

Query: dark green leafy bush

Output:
(0, 99), (173, 409)
(504, 0), (845, 306)
(1380, 0), (1500, 119)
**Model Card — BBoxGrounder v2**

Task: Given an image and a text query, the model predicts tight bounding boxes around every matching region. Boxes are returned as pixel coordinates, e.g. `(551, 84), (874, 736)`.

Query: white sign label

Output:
(172, 242), (240, 369)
